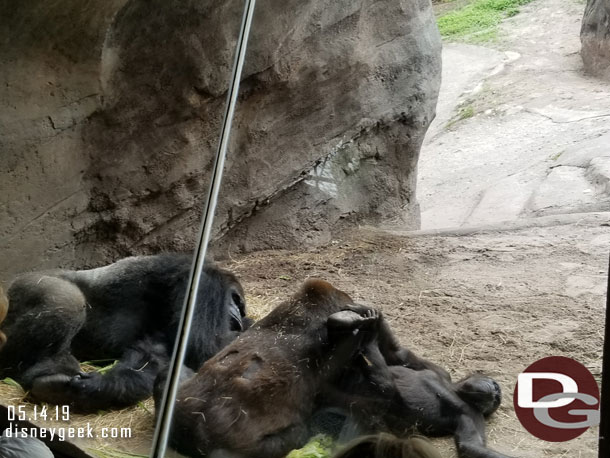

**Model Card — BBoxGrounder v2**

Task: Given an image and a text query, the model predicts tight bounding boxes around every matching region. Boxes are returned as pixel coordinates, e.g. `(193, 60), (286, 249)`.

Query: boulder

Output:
(581, 0), (610, 79)
(0, 0), (441, 277)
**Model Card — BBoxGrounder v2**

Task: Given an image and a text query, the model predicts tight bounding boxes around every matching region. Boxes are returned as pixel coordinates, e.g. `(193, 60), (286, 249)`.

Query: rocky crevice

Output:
(0, 0), (441, 277)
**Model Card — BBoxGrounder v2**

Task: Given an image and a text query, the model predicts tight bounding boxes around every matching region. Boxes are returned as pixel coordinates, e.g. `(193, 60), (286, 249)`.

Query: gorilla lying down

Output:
(169, 279), (512, 458)
(0, 254), (251, 413)
(326, 311), (509, 458)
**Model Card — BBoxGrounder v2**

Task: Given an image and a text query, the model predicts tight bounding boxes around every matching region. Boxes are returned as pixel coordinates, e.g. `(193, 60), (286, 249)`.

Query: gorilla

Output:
(168, 279), (451, 458)
(168, 279), (511, 458)
(324, 311), (512, 458)
(0, 254), (250, 413)
(168, 279), (386, 458)
(0, 433), (53, 458)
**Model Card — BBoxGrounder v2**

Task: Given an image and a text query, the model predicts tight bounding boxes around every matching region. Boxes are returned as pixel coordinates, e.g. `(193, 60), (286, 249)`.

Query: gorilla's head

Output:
(456, 374), (502, 417)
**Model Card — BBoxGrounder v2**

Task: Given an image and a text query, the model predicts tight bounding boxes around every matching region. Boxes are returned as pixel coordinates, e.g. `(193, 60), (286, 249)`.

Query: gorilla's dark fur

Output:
(168, 280), (447, 458)
(0, 254), (250, 413)
(168, 279), (383, 458)
(327, 327), (512, 458)
(169, 279), (510, 458)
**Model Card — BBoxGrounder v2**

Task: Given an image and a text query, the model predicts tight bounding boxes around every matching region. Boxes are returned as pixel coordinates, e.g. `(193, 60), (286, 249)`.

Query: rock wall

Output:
(0, 0), (441, 278)
(0, 0), (129, 276)
(581, 0), (610, 79)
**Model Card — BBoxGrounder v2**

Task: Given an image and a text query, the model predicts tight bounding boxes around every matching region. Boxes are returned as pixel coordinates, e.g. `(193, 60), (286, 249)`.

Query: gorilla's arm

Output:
(317, 326), (400, 435)
(455, 413), (512, 458)
(342, 304), (448, 377)
(153, 364), (195, 409)
(30, 338), (168, 412)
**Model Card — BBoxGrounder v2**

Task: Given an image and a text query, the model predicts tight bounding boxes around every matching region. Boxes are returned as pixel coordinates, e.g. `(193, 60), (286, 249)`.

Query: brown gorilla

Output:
(168, 279), (434, 458)
(168, 279), (508, 458)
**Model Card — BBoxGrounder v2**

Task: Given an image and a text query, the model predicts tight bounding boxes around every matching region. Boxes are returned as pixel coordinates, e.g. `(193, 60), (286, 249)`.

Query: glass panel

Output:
(2, 0), (606, 457)
(170, 1), (606, 458)
(0, 0), (245, 456)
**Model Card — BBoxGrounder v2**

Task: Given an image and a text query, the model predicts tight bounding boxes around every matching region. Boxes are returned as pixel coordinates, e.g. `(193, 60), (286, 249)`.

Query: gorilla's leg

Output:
(0, 275), (86, 385)
(31, 338), (169, 412)
(374, 314), (450, 381)
(318, 328), (400, 439)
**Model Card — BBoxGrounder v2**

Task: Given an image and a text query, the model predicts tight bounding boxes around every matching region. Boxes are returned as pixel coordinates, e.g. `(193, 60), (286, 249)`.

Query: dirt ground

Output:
(1, 0), (607, 456)
(230, 217), (606, 458)
(421, 0), (610, 230)
(0, 215), (606, 457)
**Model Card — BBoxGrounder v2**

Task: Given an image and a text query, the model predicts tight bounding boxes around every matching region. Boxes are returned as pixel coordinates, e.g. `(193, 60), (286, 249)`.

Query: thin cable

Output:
(150, 1), (256, 455)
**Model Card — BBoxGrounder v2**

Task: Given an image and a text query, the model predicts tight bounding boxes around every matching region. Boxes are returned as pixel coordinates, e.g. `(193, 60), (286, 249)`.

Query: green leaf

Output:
(286, 435), (334, 458)
(1, 377), (23, 390)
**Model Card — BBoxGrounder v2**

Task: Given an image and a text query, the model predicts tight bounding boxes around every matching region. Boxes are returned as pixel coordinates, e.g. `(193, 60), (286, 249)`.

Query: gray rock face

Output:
(0, 0), (441, 276)
(581, 0), (610, 79)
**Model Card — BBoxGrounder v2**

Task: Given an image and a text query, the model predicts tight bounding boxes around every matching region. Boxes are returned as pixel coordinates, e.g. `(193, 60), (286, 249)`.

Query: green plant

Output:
(446, 103), (476, 129)
(437, 0), (534, 41)
(80, 359), (118, 374)
(1, 377), (23, 389)
(458, 105), (475, 120)
(286, 435), (334, 458)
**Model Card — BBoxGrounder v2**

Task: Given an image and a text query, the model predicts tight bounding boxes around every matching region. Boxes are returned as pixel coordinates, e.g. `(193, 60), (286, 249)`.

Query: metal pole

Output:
(150, 1), (256, 455)
(599, 253), (610, 457)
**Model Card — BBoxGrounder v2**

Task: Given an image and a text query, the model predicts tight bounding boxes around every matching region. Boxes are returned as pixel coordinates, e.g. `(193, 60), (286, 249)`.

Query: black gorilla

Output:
(167, 280), (443, 458)
(0, 254), (250, 413)
(325, 311), (511, 458)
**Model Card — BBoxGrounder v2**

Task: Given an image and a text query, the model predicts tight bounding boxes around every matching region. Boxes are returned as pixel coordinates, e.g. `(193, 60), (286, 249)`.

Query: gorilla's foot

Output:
(327, 308), (380, 331)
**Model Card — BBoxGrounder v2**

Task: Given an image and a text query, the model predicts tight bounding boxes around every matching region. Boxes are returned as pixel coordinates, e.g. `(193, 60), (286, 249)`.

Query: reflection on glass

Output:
(1, 0), (606, 457)
(0, 0), (245, 456)
(152, 0), (256, 456)
(164, 0), (604, 457)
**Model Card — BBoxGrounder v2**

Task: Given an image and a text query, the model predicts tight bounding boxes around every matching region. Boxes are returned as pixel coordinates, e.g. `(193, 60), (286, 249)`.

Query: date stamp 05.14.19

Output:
(3, 404), (132, 441)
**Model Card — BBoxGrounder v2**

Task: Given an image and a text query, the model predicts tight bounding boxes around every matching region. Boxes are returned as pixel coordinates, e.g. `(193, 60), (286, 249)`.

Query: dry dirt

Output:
(421, 0), (610, 230)
(230, 217), (606, 458)
(1, 0), (607, 456)
(0, 215), (606, 457)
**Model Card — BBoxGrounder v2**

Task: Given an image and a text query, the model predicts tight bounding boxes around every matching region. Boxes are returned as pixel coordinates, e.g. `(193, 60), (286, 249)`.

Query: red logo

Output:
(513, 356), (600, 441)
